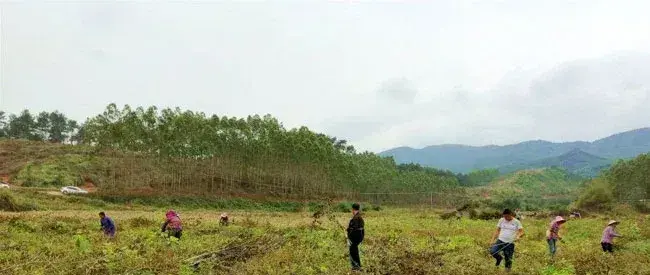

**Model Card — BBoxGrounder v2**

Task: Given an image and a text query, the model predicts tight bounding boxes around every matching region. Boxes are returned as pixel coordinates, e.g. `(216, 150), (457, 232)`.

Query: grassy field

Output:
(1, 191), (650, 275)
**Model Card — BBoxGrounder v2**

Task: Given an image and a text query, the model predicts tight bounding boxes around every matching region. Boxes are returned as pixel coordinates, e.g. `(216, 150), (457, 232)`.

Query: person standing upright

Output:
(347, 203), (365, 271)
(490, 209), (524, 273)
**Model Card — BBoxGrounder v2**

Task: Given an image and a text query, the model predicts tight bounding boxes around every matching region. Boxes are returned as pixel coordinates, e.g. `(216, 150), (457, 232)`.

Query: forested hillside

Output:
(471, 167), (585, 210)
(1, 105), (463, 204)
(576, 152), (650, 211)
(499, 149), (612, 178)
(6, 104), (637, 208)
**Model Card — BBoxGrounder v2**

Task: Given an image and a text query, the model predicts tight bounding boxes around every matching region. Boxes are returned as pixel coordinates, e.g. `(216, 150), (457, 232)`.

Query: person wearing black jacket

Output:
(347, 203), (365, 271)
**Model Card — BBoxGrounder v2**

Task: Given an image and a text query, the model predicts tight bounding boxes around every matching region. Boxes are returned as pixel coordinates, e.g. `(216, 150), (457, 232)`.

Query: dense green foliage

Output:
(380, 128), (650, 173)
(0, 109), (79, 142)
(14, 155), (102, 187)
(2, 105), (461, 197)
(475, 168), (585, 210)
(0, 189), (39, 212)
(575, 153), (650, 211)
(576, 178), (615, 210)
(78, 104), (461, 195)
(456, 168), (500, 186)
(500, 149), (612, 178)
(604, 153), (650, 201)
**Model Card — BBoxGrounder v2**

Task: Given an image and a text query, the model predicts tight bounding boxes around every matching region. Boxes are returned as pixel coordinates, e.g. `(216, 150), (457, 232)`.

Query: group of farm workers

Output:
(490, 208), (623, 272)
(97, 205), (621, 273)
(96, 204), (366, 271)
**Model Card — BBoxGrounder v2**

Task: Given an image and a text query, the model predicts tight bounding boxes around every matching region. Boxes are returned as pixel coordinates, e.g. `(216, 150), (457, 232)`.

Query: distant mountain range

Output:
(379, 127), (650, 176)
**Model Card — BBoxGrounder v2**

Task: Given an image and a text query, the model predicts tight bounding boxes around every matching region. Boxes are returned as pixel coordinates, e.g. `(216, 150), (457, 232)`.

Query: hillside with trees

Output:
(1, 104), (464, 205)
(576, 152), (650, 211)
(471, 167), (586, 210)
(499, 149), (612, 178)
(6, 104), (640, 209)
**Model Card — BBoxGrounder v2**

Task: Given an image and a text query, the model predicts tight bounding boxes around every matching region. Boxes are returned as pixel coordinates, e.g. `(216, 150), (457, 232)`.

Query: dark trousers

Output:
(490, 240), (515, 268)
(169, 230), (182, 239)
(601, 242), (613, 253)
(349, 241), (361, 269)
(547, 239), (557, 256)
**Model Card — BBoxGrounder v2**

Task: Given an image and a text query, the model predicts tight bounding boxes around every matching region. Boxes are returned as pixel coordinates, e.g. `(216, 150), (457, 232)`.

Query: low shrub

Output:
(42, 220), (72, 234)
(439, 211), (458, 220)
(476, 209), (502, 220)
(487, 198), (522, 210)
(576, 178), (615, 210)
(467, 208), (501, 220)
(307, 202), (325, 212)
(128, 217), (158, 228)
(334, 202), (352, 213)
(14, 161), (80, 187)
(0, 190), (40, 212)
(548, 204), (570, 217)
(632, 201), (650, 214)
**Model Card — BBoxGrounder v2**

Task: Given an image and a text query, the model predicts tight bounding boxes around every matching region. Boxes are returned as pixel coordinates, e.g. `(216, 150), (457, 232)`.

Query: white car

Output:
(60, 186), (88, 195)
(0, 182), (9, 189)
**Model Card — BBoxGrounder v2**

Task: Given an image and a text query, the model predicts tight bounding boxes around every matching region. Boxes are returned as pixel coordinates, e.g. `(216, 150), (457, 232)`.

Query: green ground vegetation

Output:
(1, 190), (649, 275)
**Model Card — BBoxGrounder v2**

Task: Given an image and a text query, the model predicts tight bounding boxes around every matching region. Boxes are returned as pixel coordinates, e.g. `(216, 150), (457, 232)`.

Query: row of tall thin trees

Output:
(79, 104), (461, 196)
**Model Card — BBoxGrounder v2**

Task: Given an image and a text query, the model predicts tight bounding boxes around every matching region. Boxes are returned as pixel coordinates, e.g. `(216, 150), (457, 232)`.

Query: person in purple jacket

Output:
(162, 210), (183, 239)
(601, 220), (622, 253)
(99, 212), (116, 238)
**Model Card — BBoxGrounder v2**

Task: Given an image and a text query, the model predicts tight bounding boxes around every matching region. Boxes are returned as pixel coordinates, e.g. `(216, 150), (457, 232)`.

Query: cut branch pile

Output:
(185, 235), (284, 272)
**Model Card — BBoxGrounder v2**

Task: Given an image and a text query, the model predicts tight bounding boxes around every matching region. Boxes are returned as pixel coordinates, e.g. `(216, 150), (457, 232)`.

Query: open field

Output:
(2, 192), (650, 275)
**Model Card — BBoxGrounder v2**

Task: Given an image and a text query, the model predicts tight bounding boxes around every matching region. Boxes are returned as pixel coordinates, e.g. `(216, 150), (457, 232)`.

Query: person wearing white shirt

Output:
(489, 209), (524, 272)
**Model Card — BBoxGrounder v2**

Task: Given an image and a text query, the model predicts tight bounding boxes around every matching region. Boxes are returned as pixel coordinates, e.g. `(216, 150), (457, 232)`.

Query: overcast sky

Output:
(2, 1), (650, 152)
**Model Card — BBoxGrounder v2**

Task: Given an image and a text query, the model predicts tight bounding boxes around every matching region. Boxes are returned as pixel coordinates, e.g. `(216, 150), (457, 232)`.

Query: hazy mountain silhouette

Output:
(379, 127), (650, 174)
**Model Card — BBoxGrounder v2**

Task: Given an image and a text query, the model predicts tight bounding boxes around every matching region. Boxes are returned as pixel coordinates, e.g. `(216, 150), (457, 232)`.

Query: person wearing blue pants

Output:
(490, 209), (524, 272)
(547, 216), (566, 257)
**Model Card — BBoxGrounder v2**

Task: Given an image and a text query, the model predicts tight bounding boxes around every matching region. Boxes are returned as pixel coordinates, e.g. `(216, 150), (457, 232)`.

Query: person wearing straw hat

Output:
(219, 213), (229, 226)
(601, 220), (622, 253)
(546, 216), (566, 257)
(490, 209), (524, 272)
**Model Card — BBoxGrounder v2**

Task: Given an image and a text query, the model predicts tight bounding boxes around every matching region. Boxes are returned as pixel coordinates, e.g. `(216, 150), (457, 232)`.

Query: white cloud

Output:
(2, 1), (650, 152)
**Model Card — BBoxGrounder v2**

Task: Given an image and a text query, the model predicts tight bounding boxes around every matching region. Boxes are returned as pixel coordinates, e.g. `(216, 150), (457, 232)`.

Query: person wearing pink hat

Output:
(546, 216), (566, 257)
(601, 220), (622, 253)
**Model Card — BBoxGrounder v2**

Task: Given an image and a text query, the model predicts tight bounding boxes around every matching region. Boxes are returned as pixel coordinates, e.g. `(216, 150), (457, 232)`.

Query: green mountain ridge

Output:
(379, 127), (650, 173)
(499, 149), (612, 178)
(473, 167), (585, 209)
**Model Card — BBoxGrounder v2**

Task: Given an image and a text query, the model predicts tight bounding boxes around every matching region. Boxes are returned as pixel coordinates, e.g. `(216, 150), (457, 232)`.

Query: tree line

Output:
(605, 153), (650, 201)
(81, 104), (469, 195)
(0, 110), (79, 143)
(2, 105), (489, 198)
(1, 105), (502, 198)
(577, 152), (650, 210)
